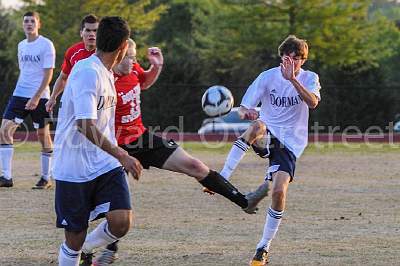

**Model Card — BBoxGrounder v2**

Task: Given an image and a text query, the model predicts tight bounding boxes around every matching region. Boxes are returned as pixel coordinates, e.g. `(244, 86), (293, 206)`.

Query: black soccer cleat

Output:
(32, 177), (52, 189)
(0, 176), (13, 187)
(80, 252), (93, 266)
(249, 248), (269, 266)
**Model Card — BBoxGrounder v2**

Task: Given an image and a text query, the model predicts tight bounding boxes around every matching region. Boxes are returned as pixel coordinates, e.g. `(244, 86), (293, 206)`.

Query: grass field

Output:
(0, 142), (399, 265)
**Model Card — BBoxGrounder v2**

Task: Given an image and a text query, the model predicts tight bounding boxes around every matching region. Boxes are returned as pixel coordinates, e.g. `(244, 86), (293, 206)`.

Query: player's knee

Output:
(247, 121), (266, 140)
(0, 127), (13, 144)
(183, 158), (209, 179)
(271, 189), (286, 204)
(108, 216), (132, 238)
(65, 230), (86, 251)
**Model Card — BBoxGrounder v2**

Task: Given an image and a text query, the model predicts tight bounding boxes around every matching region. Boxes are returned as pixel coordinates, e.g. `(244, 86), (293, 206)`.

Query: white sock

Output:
(41, 151), (52, 180)
(256, 207), (284, 251)
(220, 138), (250, 180)
(58, 242), (81, 266)
(0, 144), (13, 179)
(82, 220), (119, 254)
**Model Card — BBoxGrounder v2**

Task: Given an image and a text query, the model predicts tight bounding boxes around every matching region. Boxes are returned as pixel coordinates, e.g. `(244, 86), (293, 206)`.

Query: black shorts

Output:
(120, 131), (179, 169)
(55, 167), (131, 232)
(252, 132), (296, 181)
(3, 96), (51, 129)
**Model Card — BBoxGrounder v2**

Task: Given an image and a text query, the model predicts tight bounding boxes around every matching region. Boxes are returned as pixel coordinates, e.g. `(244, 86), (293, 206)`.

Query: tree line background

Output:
(0, 0), (399, 132)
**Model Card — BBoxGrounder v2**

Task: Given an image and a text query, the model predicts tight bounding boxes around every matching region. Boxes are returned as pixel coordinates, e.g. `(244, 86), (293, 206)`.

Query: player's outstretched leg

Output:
(162, 147), (255, 212)
(220, 120), (267, 180)
(250, 171), (290, 265)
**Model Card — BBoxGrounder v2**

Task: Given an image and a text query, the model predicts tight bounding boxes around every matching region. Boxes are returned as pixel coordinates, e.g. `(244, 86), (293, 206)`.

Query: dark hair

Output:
(278, 35), (308, 59)
(23, 11), (40, 21)
(96, 16), (130, 52)
(80, 14), (99, 31)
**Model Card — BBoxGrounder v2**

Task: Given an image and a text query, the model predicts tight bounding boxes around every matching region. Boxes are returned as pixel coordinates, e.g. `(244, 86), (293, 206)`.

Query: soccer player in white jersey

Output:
(0, 11), (55, 189)
(219, 35), (321, 265)
(53, 16), (143, 266)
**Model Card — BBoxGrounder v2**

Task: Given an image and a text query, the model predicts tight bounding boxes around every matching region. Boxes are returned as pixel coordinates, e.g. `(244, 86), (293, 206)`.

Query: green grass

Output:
(14, 141), (399, 154)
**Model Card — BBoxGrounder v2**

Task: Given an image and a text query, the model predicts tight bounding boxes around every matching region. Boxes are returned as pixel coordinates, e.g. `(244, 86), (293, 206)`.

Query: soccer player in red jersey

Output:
(82, 38), (260, 265)
(46, 14), (99, 112)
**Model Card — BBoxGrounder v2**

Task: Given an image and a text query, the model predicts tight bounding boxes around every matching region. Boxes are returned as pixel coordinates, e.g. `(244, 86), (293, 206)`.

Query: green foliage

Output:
(83, 0), (167, 58)
(0, 0), (399, 131)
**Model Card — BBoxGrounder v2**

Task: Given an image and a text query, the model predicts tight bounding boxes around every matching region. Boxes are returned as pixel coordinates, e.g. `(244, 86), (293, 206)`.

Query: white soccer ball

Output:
(201, 85), (234, 117)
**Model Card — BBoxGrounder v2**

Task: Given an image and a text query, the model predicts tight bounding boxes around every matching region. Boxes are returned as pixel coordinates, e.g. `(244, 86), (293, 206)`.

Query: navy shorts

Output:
(55, 167), (131, 232)
(252, 132), (296, 181)
(120, 131), (179, 169)
(3, 96), (51, 129)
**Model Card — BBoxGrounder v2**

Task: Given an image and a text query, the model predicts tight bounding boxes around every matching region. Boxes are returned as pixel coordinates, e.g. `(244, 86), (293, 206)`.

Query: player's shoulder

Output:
(72, 56), (101, 77)
(65, 42), (85, 55)
(300, 69), (319, 79)
(18, 38), (27, 47)
(38, 35), (55, 46)
(257, 66), (280, 80)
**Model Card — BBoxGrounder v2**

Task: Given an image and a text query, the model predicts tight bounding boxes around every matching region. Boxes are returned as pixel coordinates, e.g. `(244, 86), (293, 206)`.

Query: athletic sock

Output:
(41, 151), (52, 181)
(199, 170), (248, 208)
(58, 242), (81, 266)
(220, 138), (250, 180)
(82, 220), (119, 254)
(256, 207), (284, 252)
(0, 144), (13, 179)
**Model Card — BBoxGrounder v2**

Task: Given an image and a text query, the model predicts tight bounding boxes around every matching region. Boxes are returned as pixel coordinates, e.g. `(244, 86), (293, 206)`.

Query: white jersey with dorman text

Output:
(241, 67), (321, 158)
(13, 35), (55, 99)
(52, 54), (121, 183)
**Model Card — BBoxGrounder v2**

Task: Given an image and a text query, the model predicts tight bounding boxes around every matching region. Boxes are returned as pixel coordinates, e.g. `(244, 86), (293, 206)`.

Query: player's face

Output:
(283, 52), (306, 72)
(115, 40), (129, 66)
(81, 22), (98, 49)
(23, 16), (40, 36)
(117, 44), (136, 75)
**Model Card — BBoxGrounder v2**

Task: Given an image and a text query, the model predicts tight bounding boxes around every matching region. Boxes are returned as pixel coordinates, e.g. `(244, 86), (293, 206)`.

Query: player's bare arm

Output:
(25, 68), (53, 110)
(46, 71), (68, 112)
(76, 118), (143, 179)
(238, 106), (259, 120)
(142, 47), (163, 90)
(280, 56), (318, 109)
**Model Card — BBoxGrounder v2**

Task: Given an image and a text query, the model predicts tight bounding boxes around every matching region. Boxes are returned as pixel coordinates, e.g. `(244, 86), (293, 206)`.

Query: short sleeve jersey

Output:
(52, 54), (121, 182)
(13, 35), (56, 99)
(241, 67), (321, 158)
(61, 42), (95, 76)
(114, 63), (147, 145)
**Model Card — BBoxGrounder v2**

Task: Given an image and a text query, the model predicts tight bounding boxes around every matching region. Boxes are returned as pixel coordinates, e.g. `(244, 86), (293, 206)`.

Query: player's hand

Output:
(147, 47), (163, 67)
(25, 96), (40, 110)
(45, 97), (56, 112)
(238, 107), (259, 120)
(118, 151), (143, 180)
(202, 187), (215, 195)
(280, 56), (295, 81)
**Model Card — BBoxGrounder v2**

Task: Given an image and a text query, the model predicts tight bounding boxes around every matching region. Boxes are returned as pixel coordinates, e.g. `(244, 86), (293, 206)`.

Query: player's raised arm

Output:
(280, 56), (319, 109)
(141, 47), (163, 90)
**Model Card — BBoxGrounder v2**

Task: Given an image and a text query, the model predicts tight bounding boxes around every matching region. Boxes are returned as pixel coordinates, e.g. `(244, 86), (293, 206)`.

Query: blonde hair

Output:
(127, 38), (136, 49)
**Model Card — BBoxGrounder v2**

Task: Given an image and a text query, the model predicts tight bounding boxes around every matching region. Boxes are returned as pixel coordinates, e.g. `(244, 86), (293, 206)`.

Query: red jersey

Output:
(115, 63), (147, 145)
(61, 42), (95, 75)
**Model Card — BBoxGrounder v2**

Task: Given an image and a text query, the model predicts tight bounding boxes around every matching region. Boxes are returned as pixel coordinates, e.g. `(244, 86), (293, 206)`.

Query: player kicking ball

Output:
(80, 39), (261, 265)
(219, 35), (321, 265)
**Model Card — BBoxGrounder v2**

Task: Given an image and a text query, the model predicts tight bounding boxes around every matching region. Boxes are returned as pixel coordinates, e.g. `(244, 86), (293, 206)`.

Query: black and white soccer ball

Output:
(201, 85), (234, 117)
